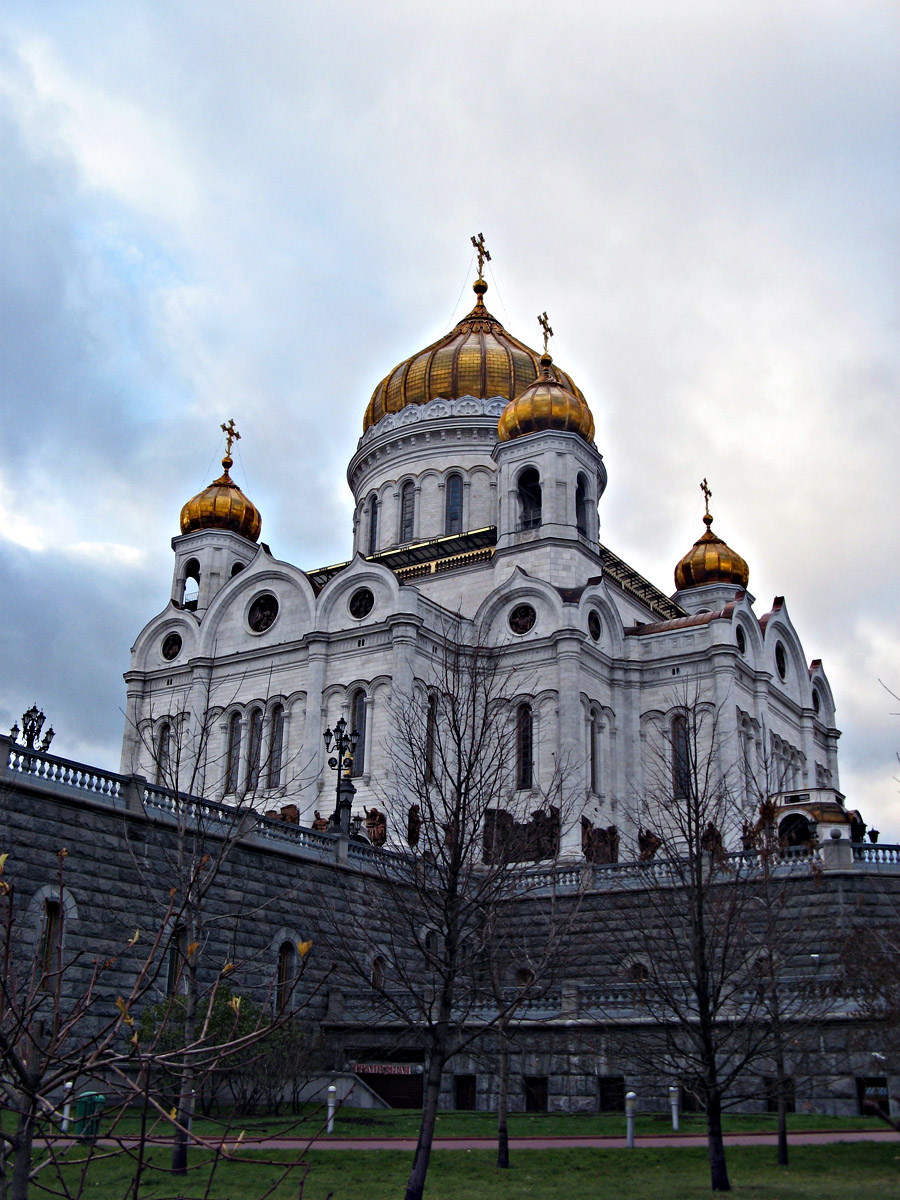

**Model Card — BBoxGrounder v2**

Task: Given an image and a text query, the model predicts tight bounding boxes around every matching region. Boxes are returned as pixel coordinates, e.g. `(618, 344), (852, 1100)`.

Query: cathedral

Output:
(120, 248), (846, 856)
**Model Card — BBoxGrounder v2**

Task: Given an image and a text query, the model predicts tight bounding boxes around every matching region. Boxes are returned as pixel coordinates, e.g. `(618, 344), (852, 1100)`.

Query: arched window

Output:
(367, 496), (379, 556)
(575, 474), (588, 537)
(350, 689), (366, 777)
(425, 693), (438, 782)
(518, 468), (542, 530)
(589, 711), (601, 795)
(399, 481), (415, 543)
(225, 712), (242, 793)
(155, 722), (171, 786)
(445, 474), (463, 535)
(268, 704), (285, 789)
(372, 956), (386, 990)
(671, 713), (690, 800)
(182, 559), (200, 610)
(39, 899), (61, 990)
(231, 561), (244, 577)
(516, 703), (533, 790)
(246, 707), (264, 791)
(277, 941), (295, 1012)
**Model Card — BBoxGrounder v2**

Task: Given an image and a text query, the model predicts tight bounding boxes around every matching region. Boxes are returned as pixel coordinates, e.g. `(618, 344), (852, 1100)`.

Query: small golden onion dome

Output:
(363, 278), (585, 433)
(497, 351), (595, 443)
(180, 452), (262, 542)
(674, 508), (749, 591)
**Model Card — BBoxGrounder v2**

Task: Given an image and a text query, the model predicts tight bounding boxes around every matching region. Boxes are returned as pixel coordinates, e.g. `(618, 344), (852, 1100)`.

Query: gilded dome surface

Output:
(180, 453), (262, 542)
(497, 352), (595, 443)
(363, 280), (584, 432)
(674, 510), (749, 591)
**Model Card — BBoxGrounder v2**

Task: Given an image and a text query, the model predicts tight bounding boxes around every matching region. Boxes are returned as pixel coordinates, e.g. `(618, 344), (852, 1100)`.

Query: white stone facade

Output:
(122, 324), (841, 859)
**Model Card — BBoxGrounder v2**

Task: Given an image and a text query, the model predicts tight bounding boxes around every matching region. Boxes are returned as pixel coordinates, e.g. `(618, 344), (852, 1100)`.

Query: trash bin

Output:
(74, 1092), (105, 1142)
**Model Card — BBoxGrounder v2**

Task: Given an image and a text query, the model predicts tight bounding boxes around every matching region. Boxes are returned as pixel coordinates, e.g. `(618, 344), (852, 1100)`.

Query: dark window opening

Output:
(268, 704), (285, 789)
(167, 925), (187, 996)
(372, 956), (386, 990)
(246, 707), (263, 791)
(225, 712), (242, 793)
(367, 497), (379, 556)
(516, 703), (533, 790)
(425, 694), (438, 782)
(350, 690), (366, 777)
(39, 899), (61, 989)
(399, 481), (415, 543)
(155, 722), (171, 786)
(599, 1076), (625, 1113)
(445, 474), (463, 535)
(575, 474), (588, 536)
(517, 468), (542, 531)
(231, 561), (244, 577)
(455, 1074), (477, 1110)
(857, 1076), (889, 1116)
(764, 1077), (796, 1114)
(524, 1076), (549, 1113)
(277, 941), (294, 1012)
(590, 712), (600, 794)
(672, 713), (690, 800)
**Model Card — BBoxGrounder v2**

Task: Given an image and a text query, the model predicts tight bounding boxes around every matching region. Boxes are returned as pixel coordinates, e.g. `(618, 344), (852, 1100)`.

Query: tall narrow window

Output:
(225, 712), (242, 793)
(367, 496), (379, 556)
(590, 711), (600, 795)
(575, 474), (588, 537)
(399, 481), (415, 543)
(167, 925), (186, 995)
(672, 713), (690, 799)
(277, 941), (294, 1012)
(425, 693), (438, 782)
(268, 704), (285, 789)
(516, 703), (533, 790)
(518, 468), (542, 530)
(350, 689), (366, 777)
(155, 722), (171, 786)
(445, 474), (463, 535)
(246, 707), (263, 791)
(39, 899), (61, 989)
(182, 559), (200, 610)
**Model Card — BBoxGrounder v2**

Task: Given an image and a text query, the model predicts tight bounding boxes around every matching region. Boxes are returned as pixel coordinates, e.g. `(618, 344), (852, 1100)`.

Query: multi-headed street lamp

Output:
(10, 704), (55, 752)
(323, 715), (359, 835)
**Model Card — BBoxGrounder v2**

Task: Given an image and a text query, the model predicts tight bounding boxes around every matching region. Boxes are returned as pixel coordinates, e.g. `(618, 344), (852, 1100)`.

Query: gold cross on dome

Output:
(471, 232), (491, 279)
(221, 419), (241, 458)
(537, 311), (554, 354)
(700, 477), (712, 517)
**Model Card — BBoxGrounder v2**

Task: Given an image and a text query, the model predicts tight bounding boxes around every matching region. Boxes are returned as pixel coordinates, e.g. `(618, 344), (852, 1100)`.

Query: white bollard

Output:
(61, 1081), (74, 1134)
(625, 1090), (636, 1148)
(327, 1084), (337, 1134)
(669, 1085), (679, 1131)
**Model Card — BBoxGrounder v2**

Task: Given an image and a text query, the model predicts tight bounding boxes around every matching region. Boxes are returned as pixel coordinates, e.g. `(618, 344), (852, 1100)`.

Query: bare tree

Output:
(591, 685), (829, 1191)
(329, 625), (580, 1200)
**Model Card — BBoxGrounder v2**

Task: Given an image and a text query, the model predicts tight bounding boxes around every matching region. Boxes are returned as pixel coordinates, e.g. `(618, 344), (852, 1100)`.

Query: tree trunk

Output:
(404, 1052), (444, 1200)
(777, 1092), (788, 1167)
(705, 1089), (731, 1192)
(9, 1102), (36, 1200)
(171, 968), (199, 1176)
(497, 1026), (510, 1169)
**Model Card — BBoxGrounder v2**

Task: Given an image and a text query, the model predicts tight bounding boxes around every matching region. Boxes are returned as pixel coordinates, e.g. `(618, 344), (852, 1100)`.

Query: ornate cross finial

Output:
(537, 311), (554, 355)
(471, 232), (491, 279)
(700, 477), (712, 518)
(221, 419), (241, 458)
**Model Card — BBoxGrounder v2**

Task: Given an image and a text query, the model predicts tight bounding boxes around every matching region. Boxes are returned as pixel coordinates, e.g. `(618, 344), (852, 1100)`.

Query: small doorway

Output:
(524, 1076), (549, 1113)
(455, 1074), (477, 1110)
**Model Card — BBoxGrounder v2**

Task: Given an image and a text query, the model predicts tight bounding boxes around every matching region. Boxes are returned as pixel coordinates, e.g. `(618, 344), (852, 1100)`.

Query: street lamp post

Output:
(323, 716), (359, 836)
(10, 704), (55, 752)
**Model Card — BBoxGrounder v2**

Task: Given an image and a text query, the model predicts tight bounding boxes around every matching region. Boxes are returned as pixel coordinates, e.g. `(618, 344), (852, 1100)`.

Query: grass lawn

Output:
(87, 1105), (880, 1143)
(53, 1143), (900, 1199)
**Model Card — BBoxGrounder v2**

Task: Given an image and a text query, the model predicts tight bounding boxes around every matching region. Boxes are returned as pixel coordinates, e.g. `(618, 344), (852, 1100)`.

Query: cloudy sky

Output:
(1, 2), (898, 832)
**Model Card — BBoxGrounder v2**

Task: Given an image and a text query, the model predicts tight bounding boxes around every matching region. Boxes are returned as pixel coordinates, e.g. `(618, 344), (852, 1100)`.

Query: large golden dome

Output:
(363, 279), (584, 432)
(498, 352), (594, 443)
(180, 447), (261, 542)
(674, 489), (748, 591)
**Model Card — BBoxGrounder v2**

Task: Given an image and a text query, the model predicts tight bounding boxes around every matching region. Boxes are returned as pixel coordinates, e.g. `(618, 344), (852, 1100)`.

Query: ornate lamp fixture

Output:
(323, 716), (360, 835)
(10, 704), (55, 752)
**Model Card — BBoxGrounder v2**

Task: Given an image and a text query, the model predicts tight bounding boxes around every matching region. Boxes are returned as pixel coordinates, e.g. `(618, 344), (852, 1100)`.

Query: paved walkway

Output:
(228, 1129), (896, 1151)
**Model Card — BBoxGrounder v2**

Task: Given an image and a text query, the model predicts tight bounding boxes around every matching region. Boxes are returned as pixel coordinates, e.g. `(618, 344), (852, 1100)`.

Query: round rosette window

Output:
(161, 632), (182, 661)
(588, 609), (602, 641)
(349, 587), (374, 619)
(508, 604), (537, 635)
(248, 593), (279, 633)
